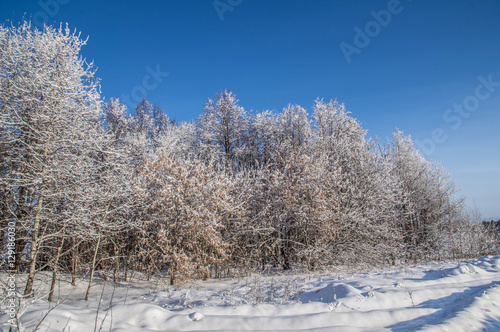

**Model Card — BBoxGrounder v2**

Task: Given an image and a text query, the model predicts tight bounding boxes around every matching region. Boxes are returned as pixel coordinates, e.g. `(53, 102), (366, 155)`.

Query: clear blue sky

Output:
(2, 0), (499, 220)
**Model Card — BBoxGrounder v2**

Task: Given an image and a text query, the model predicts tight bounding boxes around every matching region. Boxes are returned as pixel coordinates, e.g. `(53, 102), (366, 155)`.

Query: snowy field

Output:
(1, 256), (500, 332)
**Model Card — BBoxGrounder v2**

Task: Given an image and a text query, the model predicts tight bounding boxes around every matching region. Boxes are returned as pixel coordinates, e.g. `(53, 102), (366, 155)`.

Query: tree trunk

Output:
(13, 187), (34, 274)
(71, 243), (79, 286)
(24, 135), (51, 296)
(85, 233), (101, 301)
(124, 254), (131, 282)
(170, 264), (176, 286)
(113, 245), (119, 283)
(13, 186), (28, 274)
(24, 182), (47, 296)
(85, 199), (112, 300)
(13, 232), (25, 274)
(280, 245), (290, 270)
(48, 236), (65, 302)
(85, 232), (101, 301)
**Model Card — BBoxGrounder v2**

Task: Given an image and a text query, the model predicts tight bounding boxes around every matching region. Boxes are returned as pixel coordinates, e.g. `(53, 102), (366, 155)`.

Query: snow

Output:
(1, 256), (500, 331)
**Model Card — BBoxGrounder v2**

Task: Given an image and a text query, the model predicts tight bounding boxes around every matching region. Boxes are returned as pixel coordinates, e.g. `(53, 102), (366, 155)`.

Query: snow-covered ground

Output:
(1, 256), (500, 331)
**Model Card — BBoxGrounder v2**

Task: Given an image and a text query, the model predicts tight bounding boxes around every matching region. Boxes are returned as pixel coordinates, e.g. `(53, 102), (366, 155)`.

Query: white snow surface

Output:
(1, 256), (500, 331)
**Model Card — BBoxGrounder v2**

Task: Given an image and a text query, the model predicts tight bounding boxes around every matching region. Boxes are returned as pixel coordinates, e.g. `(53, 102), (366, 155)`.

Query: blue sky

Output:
(1, 0), (499, 220)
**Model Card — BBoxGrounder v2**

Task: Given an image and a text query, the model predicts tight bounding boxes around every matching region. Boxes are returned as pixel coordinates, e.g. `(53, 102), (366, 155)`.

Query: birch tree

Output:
(0, 21), (102, 295)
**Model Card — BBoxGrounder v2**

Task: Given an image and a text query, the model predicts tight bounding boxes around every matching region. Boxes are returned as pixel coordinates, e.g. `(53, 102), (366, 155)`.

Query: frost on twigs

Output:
(1, 20), (498, 309)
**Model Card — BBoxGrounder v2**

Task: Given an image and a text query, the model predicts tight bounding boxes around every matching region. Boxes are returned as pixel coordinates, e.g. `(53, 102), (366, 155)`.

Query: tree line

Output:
(1, 22), (498, 297)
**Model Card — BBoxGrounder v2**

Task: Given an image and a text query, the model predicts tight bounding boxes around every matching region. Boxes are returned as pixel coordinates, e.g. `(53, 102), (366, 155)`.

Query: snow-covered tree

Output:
(136, 152), (242, 284)
(1, 21), (495, 289)
(312, 99), (397, 265)
(0, 21), (102, 295)
(245, 110), (277, 167)
(197, 90), (248, 171)
(104, 98), (131, 141)
(275, 104), (311, 161)
(383, 130), (466, 261)
(248, 153), (343, 270)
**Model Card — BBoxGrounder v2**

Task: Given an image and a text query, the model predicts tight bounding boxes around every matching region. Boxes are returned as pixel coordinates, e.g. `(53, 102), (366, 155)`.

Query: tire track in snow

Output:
(388, 281), (500, 331)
